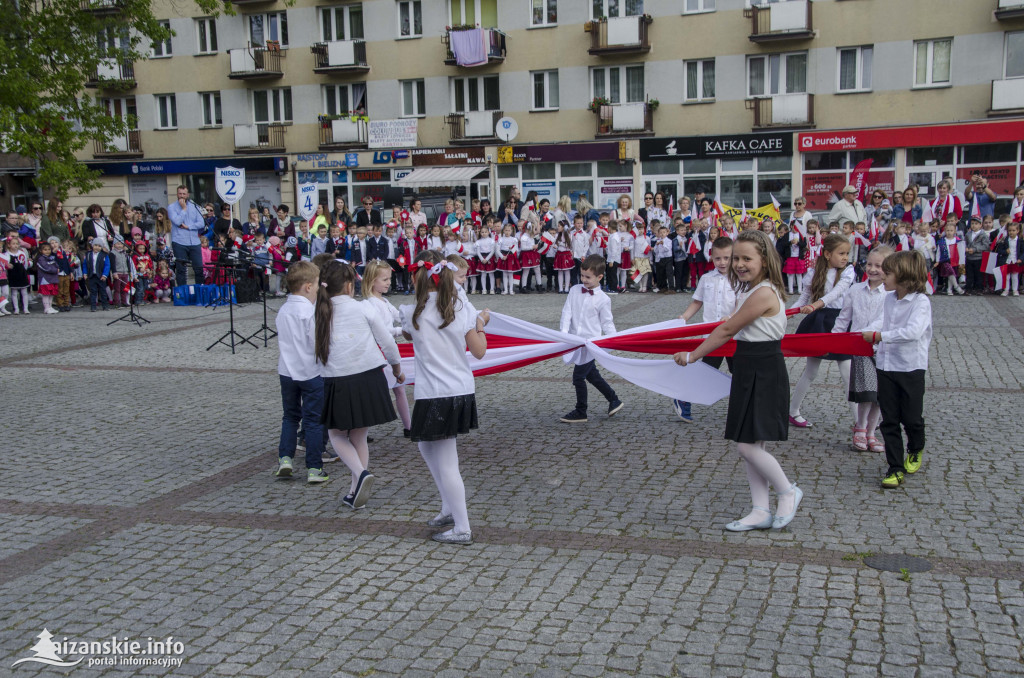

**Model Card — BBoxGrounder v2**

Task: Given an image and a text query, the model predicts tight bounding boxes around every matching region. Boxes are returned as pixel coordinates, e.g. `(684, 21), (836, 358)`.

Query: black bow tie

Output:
(582, 288), (594, 295)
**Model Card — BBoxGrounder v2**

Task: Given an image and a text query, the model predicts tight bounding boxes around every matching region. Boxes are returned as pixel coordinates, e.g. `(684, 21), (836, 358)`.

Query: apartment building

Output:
(70, 0), (1024, 216)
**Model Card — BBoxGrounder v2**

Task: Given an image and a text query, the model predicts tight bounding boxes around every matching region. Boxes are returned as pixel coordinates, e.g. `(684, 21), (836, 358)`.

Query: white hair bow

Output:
(429, 260), (458, 282)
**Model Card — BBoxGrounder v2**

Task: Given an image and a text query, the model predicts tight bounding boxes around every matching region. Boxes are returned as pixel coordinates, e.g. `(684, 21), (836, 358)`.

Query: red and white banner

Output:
(994, 265), (1010, 291)
(948, 241), (964, 267)
(850, 159), (874, 203)
(982, 251), (998, 275)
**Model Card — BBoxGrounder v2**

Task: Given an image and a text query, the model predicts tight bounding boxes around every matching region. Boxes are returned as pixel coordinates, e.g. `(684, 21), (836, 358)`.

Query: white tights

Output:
(856, 402), (882, 437)
(0, 284), (9, 310)
(736, 442), (796, 526)
(521, 266), (541, 289)
(790, 358), (856, 425)
(787, 273), (804, 294)
(41, 295), (53, 312)
(636, 273), (648, 292)
(618, 269), (628, 289)
(482, 271), (495, 293)
(558, 270), (570, 292)
(1010, 274), (1020, 293)
(327, 427), (370, 494)
(393, 386), (411, 431)
(502, 271), (516, 294)
(467, 276), (477, 293)
(419, 438), (469, 533)
(10, 287), (29, 312)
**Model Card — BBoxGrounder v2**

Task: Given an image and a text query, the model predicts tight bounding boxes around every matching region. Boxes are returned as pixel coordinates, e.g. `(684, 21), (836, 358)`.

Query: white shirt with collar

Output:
(560, 283), (615, 365)
(692, 268), (736, 323)
(319, 295), (402, 378)
(792, 265), (855, 310)
(873, 291), (932, 372)
(832, 280), (887, 334)
(570, 228), (590, 259)
(276, 295), (319, 382)
(400, 292), (479, 400)
(362, 295), (403, 339)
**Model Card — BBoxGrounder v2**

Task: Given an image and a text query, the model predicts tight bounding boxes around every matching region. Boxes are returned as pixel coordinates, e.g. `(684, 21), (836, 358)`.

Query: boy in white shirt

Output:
(274, 261), (329, 483)
(569, 214), (591, 286)
(672, 236), (736, 422)
(559, 255), (624, 424)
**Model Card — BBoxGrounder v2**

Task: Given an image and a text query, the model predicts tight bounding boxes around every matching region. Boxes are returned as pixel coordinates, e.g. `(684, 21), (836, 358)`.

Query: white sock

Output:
(42, 296), (52, 312)
(789, 358), (821, 418)
(419, 438), (469, 533)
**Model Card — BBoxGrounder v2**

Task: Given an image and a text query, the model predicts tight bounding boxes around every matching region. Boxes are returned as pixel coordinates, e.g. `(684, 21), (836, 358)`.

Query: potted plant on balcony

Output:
(648, 98), (660, 112)
(588, 96), (610, 112)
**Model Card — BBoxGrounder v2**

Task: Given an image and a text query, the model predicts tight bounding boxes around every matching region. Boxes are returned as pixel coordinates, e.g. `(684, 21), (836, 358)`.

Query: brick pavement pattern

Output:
(1, 293), (1023, 676)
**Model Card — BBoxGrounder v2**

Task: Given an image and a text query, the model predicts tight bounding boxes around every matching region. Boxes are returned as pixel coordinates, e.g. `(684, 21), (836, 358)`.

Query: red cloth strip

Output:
(471, 347), (575, 378)
(397, 333), (548, 357)
(593, 308), (801, 349)
(601, 332), (873, 358)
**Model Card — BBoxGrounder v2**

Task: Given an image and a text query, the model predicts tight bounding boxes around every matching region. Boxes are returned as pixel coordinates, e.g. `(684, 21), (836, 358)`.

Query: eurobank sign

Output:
(798, 119), (1024, 152)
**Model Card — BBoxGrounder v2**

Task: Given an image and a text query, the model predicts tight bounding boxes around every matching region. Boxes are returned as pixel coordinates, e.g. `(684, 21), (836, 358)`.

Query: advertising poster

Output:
(598, 178), (634, 209)
(523, 181), (556, 204)
(802, 172), (846, 212)
(955, 165), (1018, 196)
(865, 171), (896, 199)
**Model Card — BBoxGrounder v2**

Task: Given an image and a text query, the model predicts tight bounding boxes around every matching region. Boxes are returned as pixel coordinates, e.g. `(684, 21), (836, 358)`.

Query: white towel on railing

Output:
(451, 28), (487, 67)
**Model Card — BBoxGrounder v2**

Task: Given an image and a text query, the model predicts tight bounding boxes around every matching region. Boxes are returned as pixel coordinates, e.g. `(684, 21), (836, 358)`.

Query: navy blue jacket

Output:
(82, 250), (110, 278)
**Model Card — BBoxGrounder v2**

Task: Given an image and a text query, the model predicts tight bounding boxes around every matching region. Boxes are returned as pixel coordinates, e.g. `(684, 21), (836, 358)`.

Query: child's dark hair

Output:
(808, 233), (850, 303)
(711, 236), (734, 253)
(411, 250), (458, 331)
(581, 254), (606, 278)
(728, 230), (787, 299)
(882, 250), (928, 294)
(285, 260), (318, 293)
(311, 253), (335, 269)
(314, 261), (357, 365)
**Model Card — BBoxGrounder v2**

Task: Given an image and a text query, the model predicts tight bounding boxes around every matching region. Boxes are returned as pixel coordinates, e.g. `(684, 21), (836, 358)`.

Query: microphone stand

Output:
(206, 260), (259, 354)
(107, 263), (149, 327)
(245, 275), (277, 347)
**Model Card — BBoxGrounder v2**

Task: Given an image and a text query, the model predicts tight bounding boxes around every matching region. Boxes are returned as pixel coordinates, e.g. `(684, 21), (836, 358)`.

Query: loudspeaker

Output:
(383, 186), (404, 210)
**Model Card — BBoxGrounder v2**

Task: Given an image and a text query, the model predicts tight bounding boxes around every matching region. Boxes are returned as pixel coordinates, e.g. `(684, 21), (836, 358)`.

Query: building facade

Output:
(69, 0), (1024, 217)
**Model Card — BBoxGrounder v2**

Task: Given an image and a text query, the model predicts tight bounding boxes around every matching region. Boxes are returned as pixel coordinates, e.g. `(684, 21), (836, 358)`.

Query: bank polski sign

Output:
(368, 119), (418, 149)
(297, 183), (318, 221)
(215, 167), (246, 206)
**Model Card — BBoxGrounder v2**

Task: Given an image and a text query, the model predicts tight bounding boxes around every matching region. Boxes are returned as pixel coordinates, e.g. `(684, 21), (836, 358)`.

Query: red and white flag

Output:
(921, 197), (935, 223)
(970, 195), (981, 221)
(667, 195), (674, 218)
(537, 231), (556, 255)
(948, 241), (964, 267)
(981, 250), (998, 275)
(769, 193), (782, 220)
(711, 200), (725, 221)
(740, 201), (749, 225)
(990, 228), (1006, 252)
(869, 216), (880, 242)
(994, 265), (1010, 291)
(926, 272), (935, 295)
(1011, 197), (1023, 223)
(854, 232), (871, 248)
(687, 236), (700, 255)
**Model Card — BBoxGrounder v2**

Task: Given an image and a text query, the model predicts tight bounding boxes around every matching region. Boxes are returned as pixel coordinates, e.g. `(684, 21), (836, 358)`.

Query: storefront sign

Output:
(345, 153), (359, 167)
(393, 169), (412, 182)
(411, 147), (486, 166)
(352, 169), (390, 182)
(368, 119), (419, 149)
(597, 178), (634, 209)
(640, 133), (791, 160)
(498, 142), (620, 164)
(802, 172), (846, 212)
(799, 120), (1024, 152)
(523, 181), (556, 203)
(956, 165), (1018, 197)
(89, 156), (283, 176)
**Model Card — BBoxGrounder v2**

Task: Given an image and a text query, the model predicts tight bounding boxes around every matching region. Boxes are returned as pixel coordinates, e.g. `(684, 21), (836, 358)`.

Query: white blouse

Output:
(319, 295), (401, 377)
(735, 281), (787, 343)
(832, 281), (887, 333)
(362, 295), (403, 339)
(792, 265), (855, 310)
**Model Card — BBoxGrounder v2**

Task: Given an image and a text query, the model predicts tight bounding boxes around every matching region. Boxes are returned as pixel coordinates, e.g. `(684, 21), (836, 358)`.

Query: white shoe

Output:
(946, 288), (953, 296)
(44, 308), (59, 314)
(1015, 290), (1020, 297)
(1002, 289), (1010, 297)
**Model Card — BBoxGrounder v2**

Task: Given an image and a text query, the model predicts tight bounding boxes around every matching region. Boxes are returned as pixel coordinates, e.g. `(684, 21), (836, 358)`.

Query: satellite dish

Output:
(496, 117), (518, 143)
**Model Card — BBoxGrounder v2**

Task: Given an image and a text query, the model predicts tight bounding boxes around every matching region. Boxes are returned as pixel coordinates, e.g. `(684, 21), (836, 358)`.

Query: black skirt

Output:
(796, 307), (848, 361)
(848, 355), (878, 403)
(409, 394), (478, 442)
(724, 340), (789, 444)
(322, 367), (397, 431)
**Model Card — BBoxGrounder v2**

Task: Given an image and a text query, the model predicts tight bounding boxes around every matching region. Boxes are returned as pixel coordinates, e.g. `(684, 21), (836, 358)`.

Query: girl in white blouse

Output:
(316, 261), (404, 510)
(362, 260), (412, 436)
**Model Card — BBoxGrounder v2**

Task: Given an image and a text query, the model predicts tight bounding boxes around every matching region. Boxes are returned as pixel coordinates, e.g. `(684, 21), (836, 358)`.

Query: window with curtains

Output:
(591, 0), (643, 18)
(747, 52), (806, 97)
(684, 59), (715, 101)
(401, 79), (425, 117)
(531, 0), (557, 26)
(397, 1), (422, 37)
(1005, 31), (1024, 78)
(591, 65), (645, 104)
(249, 12), (289, 48)
(684, 0), (714, 12)
(914, 38), (951, 87)
(837, 45), (872, 92)
(320, 5), (364, 41)
(323, 83), (367, 116)
(253, 88), (292, 124)
(531, 70), (559, 110)
(200, 92), (222, 127)
(155, 94), (177, 129)
(451, 75), (500, 112)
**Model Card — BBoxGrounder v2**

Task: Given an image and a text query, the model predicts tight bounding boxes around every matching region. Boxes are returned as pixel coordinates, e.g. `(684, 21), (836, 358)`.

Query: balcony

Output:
(442, 28), (506, 67)
(85, 58), (135, 89)
(748, 93), (814, 129)
(445, 110), (502, 143)
(93, 131), (142, 158)
(227, 48), (283, 80)
(311, 40), (369, 74)
(744, 0), (813, 43)
(593, 102), (654, 138)
(996, 0), (1024, 19)
(587, 15), (652, 55)
(318, 116), (369, 150)
(234, 123), (286, 153)
(990, 79), (1024, 114)
(80, 0), (120, 15)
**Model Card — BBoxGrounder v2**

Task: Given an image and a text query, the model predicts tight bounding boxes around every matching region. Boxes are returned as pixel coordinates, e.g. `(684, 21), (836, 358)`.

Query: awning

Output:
(395, 166), (487, 188)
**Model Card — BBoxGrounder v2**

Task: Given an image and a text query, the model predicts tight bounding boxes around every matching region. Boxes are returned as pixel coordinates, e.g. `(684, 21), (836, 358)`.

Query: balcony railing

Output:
(443, 28), (506, 66)
(311, 40), (369, 74)
(85, 58), (135, 89)
(234, 123), (286, 152)
(748, 93), (814, 129)
(445, 110), (502, 143)
(94, 130), (142, 158)
(587, 15), (652, 55)
(744, 0), (813, 42)
(991, 79), (1024, 113)
(318, 116), (369, 149)
(996, 0), (1024, 19)
(80, 0), (120, 15)
(227, 48), (283, 79)
(594, 102), (654, 137)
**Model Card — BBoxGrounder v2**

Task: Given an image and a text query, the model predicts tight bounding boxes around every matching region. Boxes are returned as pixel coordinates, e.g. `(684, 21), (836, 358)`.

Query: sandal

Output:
(866, 436), (885, 453)
(851, 428), (868, 451)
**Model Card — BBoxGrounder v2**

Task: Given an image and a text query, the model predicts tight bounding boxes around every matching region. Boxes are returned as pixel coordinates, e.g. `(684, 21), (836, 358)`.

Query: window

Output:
(592, 0), (643, 18)
(401, 79), (425, 117)
(837, 45), (872, 92)
(449, 0), (498, 28)
(155, 94), (177, 129)
(200, 92), (222, 127)
(1005, 31), (1024, 78)
(531, 70), (559, 110)
(684, 0), (714, 13)
(684, 59), (715, 101)
(250, 12), (289, 48)
(195, 17), (218, 54)
(914, 38), (951, 87)
(101, 97), (137, 128)
(747, 52), (806, 96)
(451, 75), (499, 112)
(591, 65), (645, 103)
(151, 20), (172, 57)
(531, 0), (557, 26)
(397, 1), (422, 37)
(321, 5), (363, 41)
(323, 83), (367, 116)
(253, 88), (292, 124)
(97, 27), (128, 52)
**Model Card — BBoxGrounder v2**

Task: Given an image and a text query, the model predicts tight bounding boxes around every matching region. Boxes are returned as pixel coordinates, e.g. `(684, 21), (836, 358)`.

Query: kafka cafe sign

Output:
(640, 133), (792, 161)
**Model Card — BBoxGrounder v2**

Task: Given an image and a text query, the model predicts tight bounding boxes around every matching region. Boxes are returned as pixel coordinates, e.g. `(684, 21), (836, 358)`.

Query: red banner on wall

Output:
(799, 120), (1024, 152)
(802, 172), (846, 212)
(866, 171), (896, 199)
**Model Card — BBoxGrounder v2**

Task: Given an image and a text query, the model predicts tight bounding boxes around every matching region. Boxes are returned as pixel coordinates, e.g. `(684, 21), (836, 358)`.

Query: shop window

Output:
(758, 155), (791, 172)
(497, 165), (519, 179)
(683, 177), (715, 198)
(523, 163), (556, 180)
(757, 176), (791, 206)
(906, 146), (954, 166)
(560, 162), (593, 177)
(597, 160), (632, 177)
(960, 143), (1017, 165)
(721, 159), (753, 173)
(683, 159), (715, 174)
(642, 160), (680, 175)
(849, 149), (894, 168)
(719, 177), (753, 207)
(803, 152), (846, 171)
(561, 181), (593, 204)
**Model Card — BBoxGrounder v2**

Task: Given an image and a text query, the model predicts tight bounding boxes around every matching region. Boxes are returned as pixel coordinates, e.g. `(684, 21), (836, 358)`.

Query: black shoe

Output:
(403, 428), (411, 438)
(366, 436), (374, 443)
(341, 493), (365, 510)
(352, 470), (375, 508)
(608, 399), (624, 417)
(560, 409), (588, 423)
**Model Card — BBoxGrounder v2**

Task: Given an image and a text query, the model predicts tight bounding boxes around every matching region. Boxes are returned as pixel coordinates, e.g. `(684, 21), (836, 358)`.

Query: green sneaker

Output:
(275, 457), (293, 478)
(881, 470), (905, 488)
(904, 450), (923, 474)
(307, 468), (329, 484)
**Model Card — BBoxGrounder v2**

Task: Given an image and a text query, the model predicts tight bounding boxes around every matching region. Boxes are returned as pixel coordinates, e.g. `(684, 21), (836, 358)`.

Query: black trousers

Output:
(877, 369), (926, 474)
(572, 360), (617, 413)
(674, 260), (689, 291)
(607, 262), (618, 290)
(543, 257), (555, 289)
(965, 259), (984, 291)
(570, 258), (582, 287)
(655, 259), (672, 290)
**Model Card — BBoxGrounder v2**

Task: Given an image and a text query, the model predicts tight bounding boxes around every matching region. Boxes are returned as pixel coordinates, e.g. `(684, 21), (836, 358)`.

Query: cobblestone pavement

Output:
(1, 291), (1023, 677)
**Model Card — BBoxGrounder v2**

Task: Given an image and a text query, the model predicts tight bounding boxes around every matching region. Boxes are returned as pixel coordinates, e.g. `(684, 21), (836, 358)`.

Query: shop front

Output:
(798, 119), (1024, 213)
(395, 147), (490, 209)
(639, 132), (794, 209)
(493, 142), (626, 209)
(295, 149), (412, 213)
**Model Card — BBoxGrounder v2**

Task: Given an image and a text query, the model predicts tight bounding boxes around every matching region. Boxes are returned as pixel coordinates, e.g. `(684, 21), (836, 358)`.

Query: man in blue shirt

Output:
(964, 171), (997, 220)
(167, 185), (207, 287)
